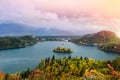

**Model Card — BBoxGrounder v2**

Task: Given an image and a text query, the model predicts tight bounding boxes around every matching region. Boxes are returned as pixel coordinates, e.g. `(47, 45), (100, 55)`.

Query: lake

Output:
(0, 41), (120, 73)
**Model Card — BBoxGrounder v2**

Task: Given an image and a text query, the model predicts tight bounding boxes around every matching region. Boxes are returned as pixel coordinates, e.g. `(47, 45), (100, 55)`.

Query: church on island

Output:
(53, 44), (73, 53)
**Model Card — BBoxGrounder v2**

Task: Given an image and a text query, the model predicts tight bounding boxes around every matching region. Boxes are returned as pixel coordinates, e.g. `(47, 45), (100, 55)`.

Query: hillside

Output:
(72, 30), (120, 45)
(1, 56), (120, 80)
(0, 35), (38, 50)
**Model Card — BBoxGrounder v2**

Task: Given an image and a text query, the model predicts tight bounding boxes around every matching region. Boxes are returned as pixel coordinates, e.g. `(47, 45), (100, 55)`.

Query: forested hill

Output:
(99, 42), (120, 53)
(0, 35), (39, 50)
(71, 30), (120, 45)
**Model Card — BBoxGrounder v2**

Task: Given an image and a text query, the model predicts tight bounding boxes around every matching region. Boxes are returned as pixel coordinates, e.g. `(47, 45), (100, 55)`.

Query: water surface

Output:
(0, 41), (120, 73)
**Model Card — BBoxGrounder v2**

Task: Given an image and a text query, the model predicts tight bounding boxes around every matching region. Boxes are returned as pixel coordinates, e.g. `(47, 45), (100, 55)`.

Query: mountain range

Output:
(0, 23), (72, 36)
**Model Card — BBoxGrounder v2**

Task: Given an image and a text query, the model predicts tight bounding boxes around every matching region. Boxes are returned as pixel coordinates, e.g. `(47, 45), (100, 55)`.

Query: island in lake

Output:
(53, 44), (73, 53)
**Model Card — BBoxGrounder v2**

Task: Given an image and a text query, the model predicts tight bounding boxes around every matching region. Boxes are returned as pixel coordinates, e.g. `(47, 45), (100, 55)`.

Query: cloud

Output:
(0, 0), (120, 35)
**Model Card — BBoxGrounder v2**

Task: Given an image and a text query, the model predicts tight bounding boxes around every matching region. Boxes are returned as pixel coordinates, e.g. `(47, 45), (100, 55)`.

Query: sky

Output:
(0, 0), (120, 36)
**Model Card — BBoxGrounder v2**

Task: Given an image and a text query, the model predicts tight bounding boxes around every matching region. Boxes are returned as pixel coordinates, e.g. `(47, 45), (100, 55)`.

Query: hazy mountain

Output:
(0, 23), (72, 36)
(83, 30), (118, 41)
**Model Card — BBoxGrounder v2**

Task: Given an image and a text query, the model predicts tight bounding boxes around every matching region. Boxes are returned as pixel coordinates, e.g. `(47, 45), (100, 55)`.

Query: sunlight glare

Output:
(116, 32), (120, 37)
